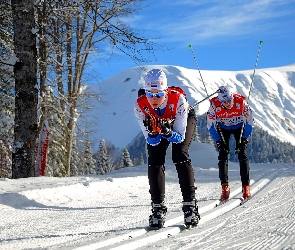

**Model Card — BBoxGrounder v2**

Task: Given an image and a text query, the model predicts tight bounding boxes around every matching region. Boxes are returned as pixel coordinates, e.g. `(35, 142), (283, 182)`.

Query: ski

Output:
(215, 198), (229, 207)
(147, 226), (163, 232)
(182, 225), (192, 232)
(240, 197), (251, 205)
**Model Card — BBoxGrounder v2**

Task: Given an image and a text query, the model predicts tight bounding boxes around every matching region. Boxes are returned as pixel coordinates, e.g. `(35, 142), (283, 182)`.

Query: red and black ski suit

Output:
(134, 88), (197, 204)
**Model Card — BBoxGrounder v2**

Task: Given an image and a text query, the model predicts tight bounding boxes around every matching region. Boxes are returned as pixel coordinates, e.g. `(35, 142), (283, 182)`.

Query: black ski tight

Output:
(218, 127), (250, 186)
(147, 110), (197, 203)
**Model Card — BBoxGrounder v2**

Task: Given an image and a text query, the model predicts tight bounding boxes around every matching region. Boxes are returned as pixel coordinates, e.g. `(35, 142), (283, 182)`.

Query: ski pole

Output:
(168, 88), (222, 124)
(188, 44), (209, 97)
(247, 40), (263, 102)
(239, 40), (263, 145)
(189, 89), (221, 111)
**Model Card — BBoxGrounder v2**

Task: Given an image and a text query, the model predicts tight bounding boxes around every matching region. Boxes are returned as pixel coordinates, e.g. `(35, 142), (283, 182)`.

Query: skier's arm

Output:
(134, 102), (161, 146)
(162, 94), (188, 143)
(206, 103), (221, 142)
(241, 101), (254, 139)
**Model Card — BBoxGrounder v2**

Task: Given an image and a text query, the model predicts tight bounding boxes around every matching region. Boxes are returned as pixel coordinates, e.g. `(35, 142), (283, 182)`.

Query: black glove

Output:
(235, 138), (248, 153)
(159, 120), (172, 137)
(241, 138), (249, 145)
(216, 139), (224, 151)
(216, 139), (229, 153)
(143, 115), (161, 137)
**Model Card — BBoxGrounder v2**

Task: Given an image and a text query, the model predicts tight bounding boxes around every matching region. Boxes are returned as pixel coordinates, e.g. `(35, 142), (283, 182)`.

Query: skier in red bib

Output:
(134, 69), (200, 228)
(207, 86), (254, 201)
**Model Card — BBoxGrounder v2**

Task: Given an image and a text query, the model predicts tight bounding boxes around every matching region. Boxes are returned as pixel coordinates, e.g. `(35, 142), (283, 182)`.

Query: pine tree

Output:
(0, 140), (12, 178)
(97, 139), (112, 175)
(140, 153), (145, 165)
(120, 147), (134, 168)
(193, 122), (201, 142)
(70, 139), (79, 176)
(83, 138), (96, 175)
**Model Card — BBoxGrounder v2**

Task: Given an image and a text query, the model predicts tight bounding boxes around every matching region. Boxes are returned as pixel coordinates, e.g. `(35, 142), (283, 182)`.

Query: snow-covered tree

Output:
(140, 153), (145, 165)
(0, 140), (12, 178)
(120, 147), (133, 168)
(70, 139), (79, 176)
(82, 138), (96, 175)
(193, 122), (201, 142)
(97, 139), (112, 175)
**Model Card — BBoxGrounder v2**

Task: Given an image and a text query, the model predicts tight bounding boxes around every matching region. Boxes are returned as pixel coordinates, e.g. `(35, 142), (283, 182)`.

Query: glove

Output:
(241, 138), (249, 145)
(216, 139), (229, 153)
(216, 139), (224, 151)
(159, 119), (172, 137)
(235, 138), (249, 153)
(143, 115), (161, 137)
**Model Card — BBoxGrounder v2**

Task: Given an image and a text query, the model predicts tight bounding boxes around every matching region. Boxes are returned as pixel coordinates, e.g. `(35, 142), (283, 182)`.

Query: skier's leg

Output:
(147, 140), (169, 228)
(147, 139), (169, 203)
(172, 108), (197, 201)
(172, 109), (200, 226)
(233, 130), (250, 186)
(218, 128), (231, 185)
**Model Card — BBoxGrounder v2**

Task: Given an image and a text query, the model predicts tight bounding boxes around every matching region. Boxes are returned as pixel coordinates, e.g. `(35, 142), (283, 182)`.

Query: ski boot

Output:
(220, 184), (230, 200)
(242, 185), (252, 199)
(182, 199), (200, 228)
(149, 202), (167, 229)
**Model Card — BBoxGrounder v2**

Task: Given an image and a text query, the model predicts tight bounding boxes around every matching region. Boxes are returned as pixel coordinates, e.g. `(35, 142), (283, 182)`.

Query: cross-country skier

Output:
(207, 86), (254, 200)
(134, 69), (200, 228)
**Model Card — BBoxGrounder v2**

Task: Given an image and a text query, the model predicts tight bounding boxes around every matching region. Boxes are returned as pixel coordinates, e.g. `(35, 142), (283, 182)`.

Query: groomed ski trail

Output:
(140, 170), (295, 250)
(73, 173), (274, 250)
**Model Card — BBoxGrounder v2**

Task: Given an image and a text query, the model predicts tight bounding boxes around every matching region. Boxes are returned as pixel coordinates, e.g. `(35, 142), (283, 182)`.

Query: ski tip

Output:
(240, 197), (251, 205)
(216, 198), (228, 207)
(181, 225), (192, 232)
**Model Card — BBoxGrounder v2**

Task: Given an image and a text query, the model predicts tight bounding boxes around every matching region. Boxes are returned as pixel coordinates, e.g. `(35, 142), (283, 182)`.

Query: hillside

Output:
(85, 65), (295, 150)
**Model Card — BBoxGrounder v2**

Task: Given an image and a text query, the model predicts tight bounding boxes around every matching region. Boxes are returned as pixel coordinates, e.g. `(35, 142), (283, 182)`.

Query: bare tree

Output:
(36, 0), (161, 176)
(11, 0), (38, 178)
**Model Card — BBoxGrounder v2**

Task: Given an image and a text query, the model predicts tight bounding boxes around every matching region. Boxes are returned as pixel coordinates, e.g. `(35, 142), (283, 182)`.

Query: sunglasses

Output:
(145, 91), (165, 98)
(220, 96), (233, 104)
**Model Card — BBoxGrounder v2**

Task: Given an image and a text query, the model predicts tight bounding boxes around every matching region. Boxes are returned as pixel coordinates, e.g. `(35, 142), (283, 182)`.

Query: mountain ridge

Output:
(85, 64), (295, 149)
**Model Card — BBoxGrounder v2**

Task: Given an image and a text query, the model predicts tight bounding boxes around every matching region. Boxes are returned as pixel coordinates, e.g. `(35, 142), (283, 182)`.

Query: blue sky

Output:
(91, 0), (295, 81)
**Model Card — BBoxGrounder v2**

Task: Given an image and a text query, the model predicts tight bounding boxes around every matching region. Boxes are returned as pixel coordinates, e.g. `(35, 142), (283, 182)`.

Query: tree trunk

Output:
(11, 0), (38, 178)
(37, 1), (48, 133)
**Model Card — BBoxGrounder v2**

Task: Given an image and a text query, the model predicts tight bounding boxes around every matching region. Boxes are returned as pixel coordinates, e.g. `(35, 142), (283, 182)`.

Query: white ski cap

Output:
(144, 69), (168, 91)
(218, 86), (233, 102)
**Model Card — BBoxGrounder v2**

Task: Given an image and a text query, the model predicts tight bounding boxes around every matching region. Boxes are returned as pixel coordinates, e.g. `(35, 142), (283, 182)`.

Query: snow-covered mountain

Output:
(86, 64), (295, 150)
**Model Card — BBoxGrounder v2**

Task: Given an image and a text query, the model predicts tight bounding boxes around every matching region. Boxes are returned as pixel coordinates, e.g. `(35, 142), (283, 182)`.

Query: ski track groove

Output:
(2, 167), (294, 249)
(79, 171), (274, 250)
(172, 171), (295, 250)
(144, 170), (284, 250)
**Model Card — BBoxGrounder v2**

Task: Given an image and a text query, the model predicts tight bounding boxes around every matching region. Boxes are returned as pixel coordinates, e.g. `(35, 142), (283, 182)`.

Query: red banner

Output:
(35, 120), (50, 176)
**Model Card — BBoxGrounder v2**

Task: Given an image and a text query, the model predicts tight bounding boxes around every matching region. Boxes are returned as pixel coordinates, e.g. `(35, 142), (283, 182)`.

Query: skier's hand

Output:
(235, 138), (248, 153)
(159, 119), (172, 137)
(216, 140), (224, 151)
(241, 138), (249, 145)
(216, 140), (229, 153)
(143, 115), (161, 137)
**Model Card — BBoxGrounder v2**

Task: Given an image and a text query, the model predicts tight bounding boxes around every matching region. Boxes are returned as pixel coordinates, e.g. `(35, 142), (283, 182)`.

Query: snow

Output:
(1, 142), (294, 249)
(86, 64), (295, 150)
